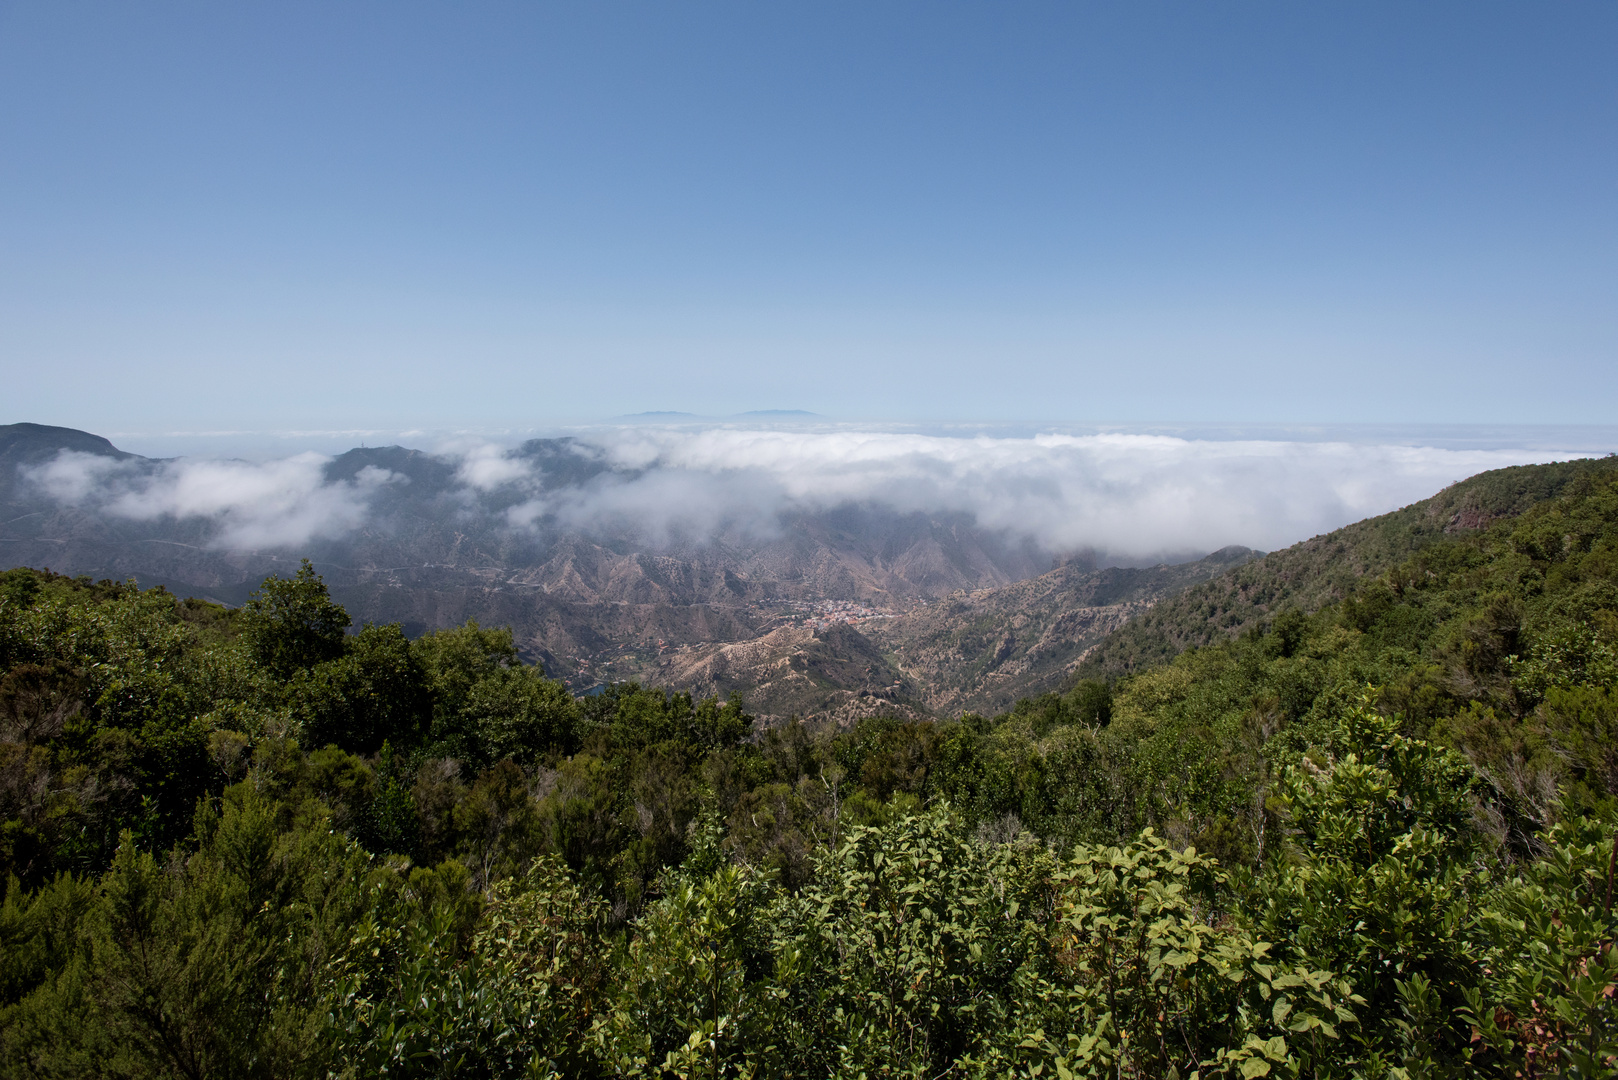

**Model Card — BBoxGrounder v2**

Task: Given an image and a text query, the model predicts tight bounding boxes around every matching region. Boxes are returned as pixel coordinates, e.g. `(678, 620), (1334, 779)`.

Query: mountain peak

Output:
(0, 422), (134, 464)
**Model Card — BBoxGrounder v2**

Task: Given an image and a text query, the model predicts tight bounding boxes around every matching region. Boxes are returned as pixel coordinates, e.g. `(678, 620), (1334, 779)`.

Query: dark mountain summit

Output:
(0, 422), (134, 464)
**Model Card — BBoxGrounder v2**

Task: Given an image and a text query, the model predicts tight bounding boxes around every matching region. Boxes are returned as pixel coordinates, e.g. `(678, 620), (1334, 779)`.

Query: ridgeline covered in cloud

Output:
(19, 425), (1580, 564)
(1, 418), (1605, 709)
(25, 449), (400, 550)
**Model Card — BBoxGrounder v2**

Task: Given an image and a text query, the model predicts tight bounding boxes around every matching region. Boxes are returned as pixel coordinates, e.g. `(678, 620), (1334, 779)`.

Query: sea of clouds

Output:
(25, 451), (400, 549)
(24, 428), (1589, 561)
(502, 429), (1585, 560)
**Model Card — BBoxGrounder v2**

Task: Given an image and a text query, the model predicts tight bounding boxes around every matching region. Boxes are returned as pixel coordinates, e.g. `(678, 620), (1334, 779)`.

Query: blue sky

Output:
(2, 2), (1614, 432)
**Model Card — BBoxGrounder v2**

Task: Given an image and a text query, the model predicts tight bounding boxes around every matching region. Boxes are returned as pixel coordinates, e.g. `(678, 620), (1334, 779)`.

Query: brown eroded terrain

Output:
(587, 547), (1259, 721)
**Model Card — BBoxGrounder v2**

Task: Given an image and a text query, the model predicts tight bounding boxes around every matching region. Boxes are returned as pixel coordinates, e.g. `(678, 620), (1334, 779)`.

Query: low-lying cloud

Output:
(26, 451), (397, 549)
(451, 441), (539, 492)
(23, 429), (1587, 560)
(507, 428), (1579, 561)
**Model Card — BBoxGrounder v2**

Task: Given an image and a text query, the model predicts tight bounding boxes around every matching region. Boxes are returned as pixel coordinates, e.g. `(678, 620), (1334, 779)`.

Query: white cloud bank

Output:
(450, 441), (538, 492)
(23, 429), (1592, 559)
(26, 451), (398, 549)
(508, 429), (1585, 559)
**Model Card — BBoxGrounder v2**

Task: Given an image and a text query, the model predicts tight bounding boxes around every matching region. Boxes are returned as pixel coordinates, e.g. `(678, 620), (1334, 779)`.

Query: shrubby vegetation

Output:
(1, 461), (1617, 1077)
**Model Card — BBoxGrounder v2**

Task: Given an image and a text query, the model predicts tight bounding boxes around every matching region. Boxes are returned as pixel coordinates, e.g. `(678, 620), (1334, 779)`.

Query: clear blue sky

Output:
(2, 2), (1614, 431)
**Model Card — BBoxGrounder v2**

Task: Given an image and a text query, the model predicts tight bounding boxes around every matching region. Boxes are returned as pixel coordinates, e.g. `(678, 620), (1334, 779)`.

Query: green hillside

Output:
(1077, 455), (1618, 678)
(1, 458), (1615, 1077)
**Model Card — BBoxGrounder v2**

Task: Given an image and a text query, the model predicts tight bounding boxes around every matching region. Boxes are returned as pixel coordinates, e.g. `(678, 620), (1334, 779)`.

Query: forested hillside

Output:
(1077, 455), (1618, 678)
(2, 458), (1616, 1077)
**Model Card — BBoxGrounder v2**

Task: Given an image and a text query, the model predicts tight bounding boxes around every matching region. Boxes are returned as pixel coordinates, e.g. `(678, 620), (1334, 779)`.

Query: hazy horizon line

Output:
(49, 417), (1618, 462)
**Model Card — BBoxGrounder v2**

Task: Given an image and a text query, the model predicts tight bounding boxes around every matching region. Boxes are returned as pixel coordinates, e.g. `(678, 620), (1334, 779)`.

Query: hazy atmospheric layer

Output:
(24, 427), (1591, 562)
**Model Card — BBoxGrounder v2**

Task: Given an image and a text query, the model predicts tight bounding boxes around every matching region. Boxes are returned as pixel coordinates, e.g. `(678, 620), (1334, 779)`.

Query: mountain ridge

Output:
(1074, 455), (1618, 682)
